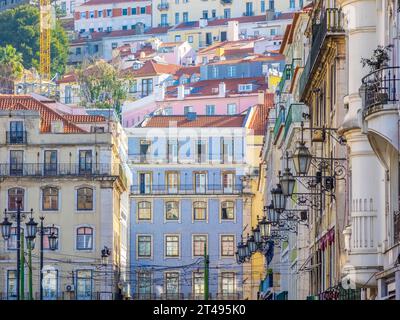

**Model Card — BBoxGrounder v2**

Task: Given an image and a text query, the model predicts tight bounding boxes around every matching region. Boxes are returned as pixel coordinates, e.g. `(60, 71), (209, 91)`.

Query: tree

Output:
(77, 59), (131, 115)
(361, 45), (393, 72)
(0, 4), (69, 77)
(0, 44), (24, 80)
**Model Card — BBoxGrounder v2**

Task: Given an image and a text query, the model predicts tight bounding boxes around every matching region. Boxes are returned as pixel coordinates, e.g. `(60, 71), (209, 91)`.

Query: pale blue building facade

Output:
(127, 115), (251, 300)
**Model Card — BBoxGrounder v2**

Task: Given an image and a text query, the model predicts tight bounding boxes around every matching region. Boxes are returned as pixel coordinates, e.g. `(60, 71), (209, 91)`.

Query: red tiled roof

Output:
(133, 47), (156, 59)
(174, 15), (267, 30)
(143, 115), (246, 128)
(275, 12), (296, 20)
(125, 60), (180, 76)
(165, 77), (267, 98)
(247, 94), (274, 135)
(56, 71), (78, 84)
(145, 26), (172, 34)
(71, 29), (138, 44)
(0, 95), (86, 133)
(63, 115), (106, 123)
(174, 65), (201, 78)
(159, 41), (184, 47)
(207, 54), (284, 66)
(79, 0), (148, 6)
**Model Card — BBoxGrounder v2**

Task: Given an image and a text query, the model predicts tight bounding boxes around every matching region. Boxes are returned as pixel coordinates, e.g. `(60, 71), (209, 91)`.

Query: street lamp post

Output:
(0, 201), (33, 300)
(25, 213), (58, 300)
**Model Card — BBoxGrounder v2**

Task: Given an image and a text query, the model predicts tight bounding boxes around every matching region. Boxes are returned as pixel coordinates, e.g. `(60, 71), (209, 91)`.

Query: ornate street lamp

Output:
(237, 238), (247, 261)
(266, 202), (279, 225)
(0, 215), (12, 241)
(247, 234), (257, 254)
(259, 216), (270, 239)
(280, 167), (296, 197)
(271, 184), (286, 212)
(101, 246), (111, 266)
(252, 225), (262, 245)
(235, 251), (242, 264)
(48, 225), (58, 251)
(25, 217), (38, 241)
(293, 141), (312, 176)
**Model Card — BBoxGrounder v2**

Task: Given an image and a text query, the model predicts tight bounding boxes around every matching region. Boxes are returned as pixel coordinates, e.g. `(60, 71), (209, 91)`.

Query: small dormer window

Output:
(238, 84), (253, 92)
(51, 121), (64, 133)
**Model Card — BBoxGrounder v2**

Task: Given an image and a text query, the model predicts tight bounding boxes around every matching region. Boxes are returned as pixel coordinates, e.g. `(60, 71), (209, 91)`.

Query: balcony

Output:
(0, 291), (121, 300)
(299, 8), (345, 99)
(0, 163), (118, 178)
(157, 3), (169, 11)
(394, 210), (400, 245)
(131, 184), (244, 195)
(132, 293), (158, 300)
(6, 131), (27, 144)
(283, 103), (308, 140)
(273, 107), (285, 140)
(243, 11), (254, 17)
(361, 66), (400, 117)
(277, 64), (293, 94)
(159, 293), (185, 300)
(215, 293), (242, 300)
(129, 153), (246, 165)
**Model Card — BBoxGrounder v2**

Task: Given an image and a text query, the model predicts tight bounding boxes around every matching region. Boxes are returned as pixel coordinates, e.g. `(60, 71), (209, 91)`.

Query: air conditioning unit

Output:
(65, 284), (75, 292)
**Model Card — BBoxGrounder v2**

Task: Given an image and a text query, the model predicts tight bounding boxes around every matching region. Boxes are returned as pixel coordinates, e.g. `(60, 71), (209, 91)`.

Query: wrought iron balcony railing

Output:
(157, 3), (169, 10)
(394, 210), (400, 245)
(243, 11), (254, 16)
(361, 66), (400, 115)
(299, 8), (344, 99)
(215, 292), (242, 300)
(159, 293), (185, 300)
(283, 103), (308, 140)
(131, 184), (244, 195)
(132, 293), (158, 300)
(0, 163), (118, 177)
(6, 131), (27, 144)
(129, 153), (246, 165)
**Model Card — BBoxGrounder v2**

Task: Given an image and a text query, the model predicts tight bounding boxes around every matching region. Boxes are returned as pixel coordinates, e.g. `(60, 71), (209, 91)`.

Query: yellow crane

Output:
(39, 0), (51, 80)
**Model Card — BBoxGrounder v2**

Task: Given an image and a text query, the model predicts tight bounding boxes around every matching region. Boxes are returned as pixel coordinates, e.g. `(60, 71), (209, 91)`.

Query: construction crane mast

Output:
(39, 0), (51, 80)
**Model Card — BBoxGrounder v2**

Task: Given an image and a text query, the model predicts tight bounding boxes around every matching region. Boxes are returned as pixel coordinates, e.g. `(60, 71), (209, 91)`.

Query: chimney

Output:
(265, 9), (275, 21)
(156, 83), (166, 101)
(199, 18), (208, 28)
(177, 85), (185, 100)
(227, 21), (239, 41)
(218, 82), (226, 97)
(186, 112), (197, 121)
(258, 90), (265, 105)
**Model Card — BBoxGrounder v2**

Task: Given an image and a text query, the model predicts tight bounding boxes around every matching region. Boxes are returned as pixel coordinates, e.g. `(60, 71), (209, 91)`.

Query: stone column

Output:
(339, 0), (383, 290)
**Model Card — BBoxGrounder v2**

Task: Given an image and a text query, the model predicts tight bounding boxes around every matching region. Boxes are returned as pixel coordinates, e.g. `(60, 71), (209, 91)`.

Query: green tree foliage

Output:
(0, 4), (69, 77)
(0, 44), (24, 80)
(77, 59), (131, 115)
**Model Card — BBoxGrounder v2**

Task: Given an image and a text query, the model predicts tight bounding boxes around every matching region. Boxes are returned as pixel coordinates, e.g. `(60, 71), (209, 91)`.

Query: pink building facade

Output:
(122, 78), (267, 127)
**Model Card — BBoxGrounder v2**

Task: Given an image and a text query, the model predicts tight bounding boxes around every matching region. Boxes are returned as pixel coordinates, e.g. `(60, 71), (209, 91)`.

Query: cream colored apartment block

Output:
(0, 99), (130, 300)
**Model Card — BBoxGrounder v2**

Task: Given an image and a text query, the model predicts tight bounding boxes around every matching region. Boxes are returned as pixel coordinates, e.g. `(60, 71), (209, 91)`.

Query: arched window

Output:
(193, 201), (207, 221)
(77, 188), (93, 210)
(8, 188), (24, 211)
(76, 227), (93, 250)
(137, 201), (151, 220)
(165, 201), (179, 220)
(221, 201), (235, 220)
(42, 187), (59, 211)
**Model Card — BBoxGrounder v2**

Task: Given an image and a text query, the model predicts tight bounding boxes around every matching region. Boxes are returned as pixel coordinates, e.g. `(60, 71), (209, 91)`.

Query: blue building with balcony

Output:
(126, 113), (257, 300)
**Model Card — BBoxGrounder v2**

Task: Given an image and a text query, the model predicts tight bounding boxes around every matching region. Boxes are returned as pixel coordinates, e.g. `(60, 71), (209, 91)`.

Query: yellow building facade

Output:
(0, 96), (131, 300)
(153, 0), (266, 27)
